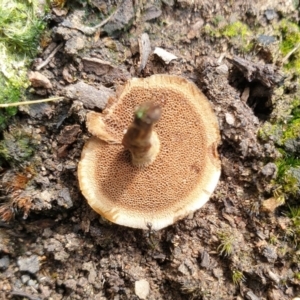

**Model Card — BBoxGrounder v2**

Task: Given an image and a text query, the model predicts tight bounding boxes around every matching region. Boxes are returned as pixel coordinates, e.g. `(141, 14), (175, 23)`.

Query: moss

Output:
(0, 0), (48, 129)
(269, 234), (278, 245)
(217, 231), (235, 256)
(259, 97), (300, 149)
(278, 20), (300, 56)
(232, 270), (245, 285)
(0, 127), (37, 166)
(203, 24), (221, 38)
(274, 156), (300, 196)
(202, 20), (253, 52)
(282, 118), (300, 142)
(277, 20), (300, 75)
(286, 205), (300, 248)
(211, 15), (224, 27)
(223, 21), (253, 51)
(258, 122), (283, 144)
(222, 21), (251, 38)
(292, 98), (300, 116)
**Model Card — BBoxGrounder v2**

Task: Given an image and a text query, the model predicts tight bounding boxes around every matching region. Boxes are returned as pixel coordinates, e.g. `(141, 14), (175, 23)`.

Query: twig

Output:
(217, 53), (226, 64)
(10, 290), (42, 300)
(282, 43), (300, 64)
(61, 10), (116, 35)
(35, 43), (64, 71)
(0, 97), (64, 108)
(93, 11), (116, 30)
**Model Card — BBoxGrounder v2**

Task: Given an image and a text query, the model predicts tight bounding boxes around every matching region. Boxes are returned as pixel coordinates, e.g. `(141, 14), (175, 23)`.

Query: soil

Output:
(0, 1), (300, 299)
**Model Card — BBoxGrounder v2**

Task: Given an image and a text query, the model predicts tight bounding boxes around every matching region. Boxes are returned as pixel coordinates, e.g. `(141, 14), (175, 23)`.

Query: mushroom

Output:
(78, 74), (221, 230)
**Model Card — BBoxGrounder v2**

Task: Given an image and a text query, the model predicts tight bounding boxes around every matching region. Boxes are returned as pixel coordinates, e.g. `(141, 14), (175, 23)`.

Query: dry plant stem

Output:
(11, 290), (41, 300)
(283, 43), (300, 64)
(122, 102), (161, 167)
(93, 10), (116, 30)
(35, 43), (64, 71)
(61, 10), (116, 35)
(0, 97), (64, 107)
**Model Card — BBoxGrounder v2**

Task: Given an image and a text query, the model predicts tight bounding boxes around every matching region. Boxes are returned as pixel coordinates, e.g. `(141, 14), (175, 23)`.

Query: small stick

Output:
(35, 43), (64, 71)
(10, 290), (41, 300)
(282, 43), (300, 64)
(61, 10), (116, 35)
(0, 97), (64, 107)
(93, 11), (116, 30)
(217, 53), (226, 64)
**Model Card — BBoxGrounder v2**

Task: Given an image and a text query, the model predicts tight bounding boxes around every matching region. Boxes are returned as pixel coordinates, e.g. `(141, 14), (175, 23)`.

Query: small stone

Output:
(42, 228), (53, 239)
(178, 263), (189, 275)
(27, 279), (38, 288)
(261, 163), (277, 178)
(82, 262), (97, 284)
(28, 71), (52, 89)
(135, 279), (150, 299)
(216, 64), (228, 75)
(267, 288), (286, 300)
(17, 255), (40, 274)
(77, 277), (88, 287)
(284, 138), (300, 154)
(64, 278), (77, 290)
(257, 35), (276, 46)
(40, 285), (51, 298)
(21, 274), (30, 284)
(54, 250), (70, 262)
(262, 245), (277, 263)
(65, 233), (81, 251)
(212, 268), (223, 279)
(265, 268), (280, 284)
(246, 290), (260, 300)
(57, 188), (73, 209)
(200, 250), (210, 269)
(57, 125), (82, 145)
(187, 19), (204, 39)
(261, 197), (283, 213)
(264, 9), (277, 21)
(143, 4), (162, 21)
(103, 0), (134, 35)
(162, 0), (174, 5)
(225, 113), (235, 125)
(44, 238), (70, 262)
(65, 36), (85, 55)
(40, 190), (52, 204)
(0, 256), (10, 270)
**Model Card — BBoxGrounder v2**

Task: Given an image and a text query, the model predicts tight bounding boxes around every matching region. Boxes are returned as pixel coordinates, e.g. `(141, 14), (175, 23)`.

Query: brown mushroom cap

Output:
(78, 75), (221, 230)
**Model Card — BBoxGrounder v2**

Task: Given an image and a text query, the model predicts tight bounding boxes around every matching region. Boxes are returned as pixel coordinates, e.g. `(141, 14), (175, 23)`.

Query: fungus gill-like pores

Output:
(78, 74), (221, 230)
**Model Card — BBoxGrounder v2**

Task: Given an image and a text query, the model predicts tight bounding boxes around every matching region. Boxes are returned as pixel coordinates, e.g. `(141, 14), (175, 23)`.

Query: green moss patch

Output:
(277, 20), (300, 75)
(203, 20), (253, 52)
(0, 0), (48, 130)
(0, 126), (38, 166)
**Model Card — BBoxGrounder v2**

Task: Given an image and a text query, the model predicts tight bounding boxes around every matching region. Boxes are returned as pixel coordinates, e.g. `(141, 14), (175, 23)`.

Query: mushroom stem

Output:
(122, 102), (161, 167)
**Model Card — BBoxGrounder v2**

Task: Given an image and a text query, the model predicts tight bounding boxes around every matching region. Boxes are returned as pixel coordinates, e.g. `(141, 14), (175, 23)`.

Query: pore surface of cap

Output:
(78, 74), (221, 230)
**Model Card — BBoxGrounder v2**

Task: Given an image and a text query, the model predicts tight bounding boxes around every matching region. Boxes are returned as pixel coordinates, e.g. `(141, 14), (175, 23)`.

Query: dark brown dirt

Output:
(0, 1), (299, 300)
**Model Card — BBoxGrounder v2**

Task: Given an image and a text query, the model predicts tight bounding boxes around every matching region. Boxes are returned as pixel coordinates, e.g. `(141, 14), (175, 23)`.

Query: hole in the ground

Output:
(228, 69), (273, 120)
(247, 82), (273, 119)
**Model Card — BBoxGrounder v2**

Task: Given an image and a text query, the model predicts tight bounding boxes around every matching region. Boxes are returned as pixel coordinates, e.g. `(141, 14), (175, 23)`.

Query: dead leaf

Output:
(153, 47), (178, 64)
(138, 33), (151, 72)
